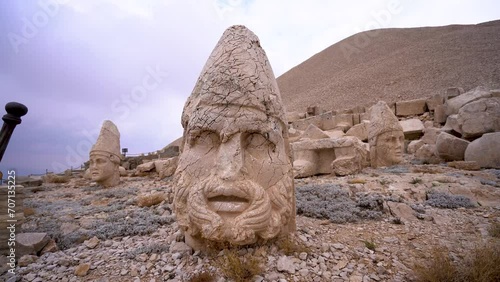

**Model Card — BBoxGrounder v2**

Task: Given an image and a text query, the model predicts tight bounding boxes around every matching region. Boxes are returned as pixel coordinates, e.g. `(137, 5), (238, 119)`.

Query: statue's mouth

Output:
(206, 188), (250, 213)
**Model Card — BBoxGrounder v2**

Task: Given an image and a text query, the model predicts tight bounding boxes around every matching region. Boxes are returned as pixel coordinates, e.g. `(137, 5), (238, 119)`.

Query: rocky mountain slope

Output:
(277, 20), (500, 113)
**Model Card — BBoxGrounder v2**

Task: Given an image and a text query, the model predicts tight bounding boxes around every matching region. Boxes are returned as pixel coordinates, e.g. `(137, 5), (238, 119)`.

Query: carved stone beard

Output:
(174, 172), (293, 245)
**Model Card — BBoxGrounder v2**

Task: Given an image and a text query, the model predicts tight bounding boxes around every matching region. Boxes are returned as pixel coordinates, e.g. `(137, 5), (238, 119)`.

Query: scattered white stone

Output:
(299, 252), (308, 260)
(277, 256), (296, 274)
(332, 243), (345, 250)
(84, 236), (100, 249)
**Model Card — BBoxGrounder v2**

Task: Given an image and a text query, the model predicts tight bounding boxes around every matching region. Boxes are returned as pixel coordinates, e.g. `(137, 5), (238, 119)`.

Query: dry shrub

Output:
(489, 222), (500, 238)
(413, 246), (457, 282)
(136, 193), (166, 207)
(410, 177), (423, 185)
(347, 178), (367, 184)
(413, 243), (500, 282)
(362, 239), (376, 251)
(43, 174), (69, 183)
(91, 199), (111, 206)
(435, 177), (456, 184)
(460, 243), (500, 282)
(275, 235), (310, 256)
(216, 248), (262, 282)
(188, 271), (216, 282)
(23, 207), (36, 216)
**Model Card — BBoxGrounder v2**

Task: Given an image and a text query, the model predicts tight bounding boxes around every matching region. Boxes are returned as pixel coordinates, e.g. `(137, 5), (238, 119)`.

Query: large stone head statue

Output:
(174, 25), (296, 248)
(368, 101), (404, 168)
(89, 120), (121, 187)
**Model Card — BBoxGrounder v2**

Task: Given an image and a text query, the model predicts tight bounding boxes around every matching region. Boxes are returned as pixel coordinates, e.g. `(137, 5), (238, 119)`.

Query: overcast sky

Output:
(1, 0), (499, 176)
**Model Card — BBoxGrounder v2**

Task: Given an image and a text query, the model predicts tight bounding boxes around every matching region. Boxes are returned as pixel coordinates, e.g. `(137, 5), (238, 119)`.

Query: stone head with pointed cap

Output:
(174, 25), (295, 249)
(368, 101), (404, 168)
(89, 120), (121, 187)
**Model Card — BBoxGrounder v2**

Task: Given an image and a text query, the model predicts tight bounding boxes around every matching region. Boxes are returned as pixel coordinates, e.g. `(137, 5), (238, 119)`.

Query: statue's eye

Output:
(245, 132), (276, 153)
(191, 130), (220, 149)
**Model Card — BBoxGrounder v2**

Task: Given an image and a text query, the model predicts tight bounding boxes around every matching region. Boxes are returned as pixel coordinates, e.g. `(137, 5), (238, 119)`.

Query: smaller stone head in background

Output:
(89, 120), (121, 187)
(368, 101), (404, 168)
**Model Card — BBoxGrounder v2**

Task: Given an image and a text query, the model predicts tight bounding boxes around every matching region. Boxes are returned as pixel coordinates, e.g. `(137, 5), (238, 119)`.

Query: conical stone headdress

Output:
(90, 120), (121, 160)
(368, 101), (403, 145)
(181, 25), (286, 130)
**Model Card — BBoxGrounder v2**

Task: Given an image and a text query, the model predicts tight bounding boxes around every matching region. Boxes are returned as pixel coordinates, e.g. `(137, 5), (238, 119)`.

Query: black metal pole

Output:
(0, 102), (28, 163)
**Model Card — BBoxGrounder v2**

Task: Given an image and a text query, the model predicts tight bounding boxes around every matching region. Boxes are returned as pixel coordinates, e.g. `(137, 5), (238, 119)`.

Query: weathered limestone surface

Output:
(421, 127), (442, 145)
(407, 139), (424, 154)
(434, 104), (447, 124)
(299, 124), (330, 140)
(89, 120), (121, 187)
(292, 137), (369, 177)
(324, 130), (346, 139)
(442, 114), (461, 134)
(395, 99), (427, 116)
(324, 114), (353, 131)
(415, 144), (442, 164)
(291, 115), (322, 131)
(456, 97), (500, 139)
(447, 161), (481, 171)
(399, 119), (424, 140)
(346, 121), (369, 142)
(119, 166), (127, 176)
(136, 161), (156, 173)
(436, 132), (470, 161)
(445, 87), (464, 100)
(155, 157), (179, 179)
(426, 94), (444, 111)
(286, 112), (301, 123)
(173, 25), (295, 248)
(16, 233), (50, 257)
(464, 132), (500, 168)
(387, 202), (417, 224)
(369, 101), (404, 168)
(445, 86), (490, 116)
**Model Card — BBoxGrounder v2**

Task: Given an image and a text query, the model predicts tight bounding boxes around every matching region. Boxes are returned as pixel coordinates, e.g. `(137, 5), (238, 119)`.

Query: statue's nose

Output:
(217, 134), (245, 181)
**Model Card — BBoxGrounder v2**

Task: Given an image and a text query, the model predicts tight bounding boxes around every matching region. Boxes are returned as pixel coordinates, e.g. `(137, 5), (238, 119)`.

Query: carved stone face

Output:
(174, 106), (294, 246)
(371, 130), (404, 167)
(89, 153), (120, 187)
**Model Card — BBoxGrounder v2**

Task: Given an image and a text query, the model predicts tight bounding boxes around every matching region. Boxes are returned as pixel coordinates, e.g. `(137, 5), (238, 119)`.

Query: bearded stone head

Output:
(89, 120), (121, 187)
(368, 101), (404, 168)
(173, 25), (295, 248)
